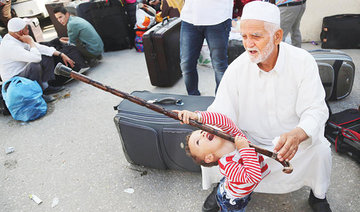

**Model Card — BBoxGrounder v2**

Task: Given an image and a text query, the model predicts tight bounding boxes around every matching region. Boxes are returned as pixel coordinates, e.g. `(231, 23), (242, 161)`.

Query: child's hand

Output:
(235, 135), (249, 149)
(173, 110), (198, 124)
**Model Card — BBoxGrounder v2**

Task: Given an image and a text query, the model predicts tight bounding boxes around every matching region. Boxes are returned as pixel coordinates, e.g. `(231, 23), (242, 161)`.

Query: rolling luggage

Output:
(310, 50), (355, 101)
(76, 0), (132, 52)
(325, 106), (360, 162)
(143, 17), (182, 87)
(113, 90), (215, 172)
(320, 14), (360, 49)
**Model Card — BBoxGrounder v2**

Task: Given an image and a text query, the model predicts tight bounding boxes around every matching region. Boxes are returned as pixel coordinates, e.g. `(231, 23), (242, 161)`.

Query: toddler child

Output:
(176, 110), (270, 212)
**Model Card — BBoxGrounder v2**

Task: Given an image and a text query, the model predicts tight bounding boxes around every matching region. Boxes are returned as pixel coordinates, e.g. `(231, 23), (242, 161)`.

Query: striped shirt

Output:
(199, 111), (270, 198)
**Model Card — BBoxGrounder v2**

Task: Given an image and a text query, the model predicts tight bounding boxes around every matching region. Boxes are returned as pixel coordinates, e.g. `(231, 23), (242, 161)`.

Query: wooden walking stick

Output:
(54, 63), (293, 174)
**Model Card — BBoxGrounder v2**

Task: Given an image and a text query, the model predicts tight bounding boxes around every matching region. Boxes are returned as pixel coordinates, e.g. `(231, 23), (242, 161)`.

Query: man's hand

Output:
(274, 127), (308, 162)
(173, 110), (198, 124)
(59, 37), (69, 43)
(234, 135), (249, 150)
(16, 33), (36, 47)
(60, 53), (75, 68)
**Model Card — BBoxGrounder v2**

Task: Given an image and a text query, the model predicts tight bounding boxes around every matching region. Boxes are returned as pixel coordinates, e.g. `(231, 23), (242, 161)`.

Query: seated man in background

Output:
(0, 18), (75, 101)
(53, 6), (104, 67)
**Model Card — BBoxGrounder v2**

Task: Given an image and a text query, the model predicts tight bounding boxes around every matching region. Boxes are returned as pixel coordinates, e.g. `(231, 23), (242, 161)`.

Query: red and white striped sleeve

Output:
(218, 148), (262, 184)
(198, 111), (246, 138)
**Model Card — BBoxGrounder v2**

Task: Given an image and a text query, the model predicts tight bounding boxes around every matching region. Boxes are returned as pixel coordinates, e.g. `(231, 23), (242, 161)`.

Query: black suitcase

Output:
(320, 14), (360, 49)
(143, 17), (182, 87)
(227, 39), (245, 65)
(113, 91), (215, 172)
(325, 107), (360, 162)
(310, 49), (355, 101)
(76, 0), (132, 52)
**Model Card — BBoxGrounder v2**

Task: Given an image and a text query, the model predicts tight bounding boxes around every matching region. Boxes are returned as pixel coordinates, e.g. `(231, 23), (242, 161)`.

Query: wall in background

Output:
(300, 0), (360, 42)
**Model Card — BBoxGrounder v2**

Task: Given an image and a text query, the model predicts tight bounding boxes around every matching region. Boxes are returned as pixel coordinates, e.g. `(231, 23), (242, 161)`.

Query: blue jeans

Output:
(216, 178), (252, 212)
(180, 19), (231, 95)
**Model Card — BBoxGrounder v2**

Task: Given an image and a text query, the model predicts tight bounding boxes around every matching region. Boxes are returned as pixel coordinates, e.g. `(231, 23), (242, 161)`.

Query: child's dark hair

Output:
(184, 132), (218, 167)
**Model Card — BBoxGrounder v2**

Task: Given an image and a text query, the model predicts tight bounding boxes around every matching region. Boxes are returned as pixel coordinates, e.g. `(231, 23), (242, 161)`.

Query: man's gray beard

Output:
(248, 40), (275, 64)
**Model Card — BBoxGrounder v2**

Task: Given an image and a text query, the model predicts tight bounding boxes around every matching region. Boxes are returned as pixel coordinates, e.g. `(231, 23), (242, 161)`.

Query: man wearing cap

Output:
(201, 2), (331, 212)
(276, 0), (306, 47)
(0, 17), (75, 99)
(180, 0), (233, 95)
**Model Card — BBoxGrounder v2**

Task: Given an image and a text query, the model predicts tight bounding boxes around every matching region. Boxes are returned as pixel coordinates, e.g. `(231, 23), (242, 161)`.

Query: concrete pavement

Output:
(0, 25), (359, 211)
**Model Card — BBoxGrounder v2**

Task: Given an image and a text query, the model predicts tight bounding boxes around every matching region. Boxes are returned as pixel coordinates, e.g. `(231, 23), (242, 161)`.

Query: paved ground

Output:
(0, 22), (359, 211)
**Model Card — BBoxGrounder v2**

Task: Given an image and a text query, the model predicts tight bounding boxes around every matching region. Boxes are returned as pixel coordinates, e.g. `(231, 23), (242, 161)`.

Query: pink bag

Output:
(126, 0), (136, 3)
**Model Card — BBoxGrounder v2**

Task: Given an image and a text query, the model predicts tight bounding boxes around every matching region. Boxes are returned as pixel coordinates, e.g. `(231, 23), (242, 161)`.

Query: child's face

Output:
(188, 130), (224, 162)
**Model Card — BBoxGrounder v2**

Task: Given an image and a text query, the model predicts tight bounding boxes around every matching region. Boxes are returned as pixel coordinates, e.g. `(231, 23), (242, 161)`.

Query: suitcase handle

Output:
(113, 97), (184, 110)
(147, 97), (184, 106)
(308, 49), (343, 53)
(162, 17), (169, 25)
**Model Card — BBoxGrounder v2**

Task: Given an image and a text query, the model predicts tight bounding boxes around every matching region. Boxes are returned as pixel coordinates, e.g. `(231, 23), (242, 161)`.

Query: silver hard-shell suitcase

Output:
(310, 50), (355, 101)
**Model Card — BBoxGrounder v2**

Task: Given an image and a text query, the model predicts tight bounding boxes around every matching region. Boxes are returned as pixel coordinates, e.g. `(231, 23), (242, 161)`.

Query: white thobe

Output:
(0, 34), (56, 82)
(180, 0), (233, 26)
(204, 42), (332, 199)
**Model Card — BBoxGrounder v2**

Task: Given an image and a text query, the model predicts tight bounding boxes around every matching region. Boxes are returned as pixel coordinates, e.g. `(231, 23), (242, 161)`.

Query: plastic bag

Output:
(198, 41), (212, 68)
(2, 76), (47, 122)
(135, 3), (156, 30)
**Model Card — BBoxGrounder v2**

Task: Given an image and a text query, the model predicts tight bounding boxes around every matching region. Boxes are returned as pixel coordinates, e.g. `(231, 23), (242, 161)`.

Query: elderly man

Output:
(0, 18), (75, 100)
(53, 6), (103, 67)
(201, 2), (331, 212)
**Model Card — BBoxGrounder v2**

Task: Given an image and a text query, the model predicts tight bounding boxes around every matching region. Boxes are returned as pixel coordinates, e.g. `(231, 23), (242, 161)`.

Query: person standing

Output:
(180, 0), (233, 95)
(201, 2), (332, 212)
(276, 0), (306, 47)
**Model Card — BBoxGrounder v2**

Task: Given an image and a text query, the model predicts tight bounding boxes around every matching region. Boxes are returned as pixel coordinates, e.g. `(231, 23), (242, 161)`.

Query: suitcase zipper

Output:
(119, 113), (179, 125)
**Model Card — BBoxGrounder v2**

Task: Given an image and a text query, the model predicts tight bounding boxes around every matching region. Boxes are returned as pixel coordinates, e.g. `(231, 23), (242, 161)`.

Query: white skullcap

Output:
(7, 17), (27, 32)
(241, 1), (280, 26)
